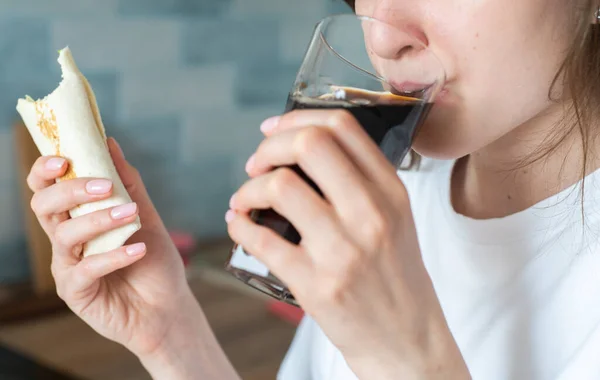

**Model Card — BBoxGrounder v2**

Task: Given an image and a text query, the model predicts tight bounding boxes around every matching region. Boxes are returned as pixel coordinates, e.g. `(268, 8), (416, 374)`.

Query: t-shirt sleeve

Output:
(277, 316), (318, 380)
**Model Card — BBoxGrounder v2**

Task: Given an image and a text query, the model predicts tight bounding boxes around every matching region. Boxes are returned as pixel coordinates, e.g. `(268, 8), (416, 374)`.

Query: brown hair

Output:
(540, 1), (600, 180)
(341, 0), (600, 178)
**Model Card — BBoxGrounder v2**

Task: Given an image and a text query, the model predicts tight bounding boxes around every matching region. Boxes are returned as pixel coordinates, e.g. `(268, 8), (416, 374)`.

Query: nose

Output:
(358, 2), (443, 93)
(364, 2), (429, 60)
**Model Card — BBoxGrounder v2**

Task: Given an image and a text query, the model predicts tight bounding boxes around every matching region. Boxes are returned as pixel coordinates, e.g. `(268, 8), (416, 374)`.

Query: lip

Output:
(388, 80), (450, 103)
(389, 81), (429, 94)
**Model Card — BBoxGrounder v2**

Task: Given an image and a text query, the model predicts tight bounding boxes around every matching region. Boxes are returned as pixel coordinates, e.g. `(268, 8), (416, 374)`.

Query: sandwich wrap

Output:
(16, 46), (141, 257)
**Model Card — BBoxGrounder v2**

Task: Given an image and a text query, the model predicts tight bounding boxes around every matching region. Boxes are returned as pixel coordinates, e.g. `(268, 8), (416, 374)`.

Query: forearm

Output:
(138, 292), (241, 380)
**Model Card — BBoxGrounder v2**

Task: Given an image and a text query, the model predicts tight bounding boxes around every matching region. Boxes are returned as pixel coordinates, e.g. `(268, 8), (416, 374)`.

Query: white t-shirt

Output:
(277, 158), (600, 380)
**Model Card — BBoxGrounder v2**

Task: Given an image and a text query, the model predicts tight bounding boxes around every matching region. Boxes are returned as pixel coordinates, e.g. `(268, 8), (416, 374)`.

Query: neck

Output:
(452, 103), (597, 219)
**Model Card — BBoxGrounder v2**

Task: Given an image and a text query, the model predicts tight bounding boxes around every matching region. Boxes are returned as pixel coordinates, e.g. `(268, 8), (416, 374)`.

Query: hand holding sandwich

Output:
(21, 48), (239, 380)
(27, 140), (239, 380)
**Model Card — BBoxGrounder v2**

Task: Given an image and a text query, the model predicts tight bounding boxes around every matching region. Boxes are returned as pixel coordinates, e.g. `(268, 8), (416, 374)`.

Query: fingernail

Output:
(46, 157), (66, 171)
(126, 242), (146, 256)
(225, 210), (236, 223)
(86, 179), (113, 195)
(111, 203), (138, 220)
(245, 154), (256, 173)
(229, 193), (237, 209)
(260, 116), (281, 133)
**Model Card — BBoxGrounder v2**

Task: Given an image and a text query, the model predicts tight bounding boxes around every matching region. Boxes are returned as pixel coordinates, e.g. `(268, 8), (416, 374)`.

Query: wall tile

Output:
(327, 0), (353, 14)
(179, 106), (279, 165)
(0, 73), (60, 130)
(229, 0), (325, 18)
(118, 0), (233, 17)
(0, 18), (51, 78)
(0, 0), (118, 17)
(121, 64), (236, 120)
(85, 72), (119, 130)
(143, 158), (234, 238)
(278, 19), (318, 63)
(235, 63), (298, 106)
(182, 18), (279, 66)
(52, 19), (180, 71)
(111, 115), (182, 168)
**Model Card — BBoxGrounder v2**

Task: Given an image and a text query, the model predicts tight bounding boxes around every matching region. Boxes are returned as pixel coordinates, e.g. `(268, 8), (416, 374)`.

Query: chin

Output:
(411, 114), (471, 161)
(411, 139), (465, 161)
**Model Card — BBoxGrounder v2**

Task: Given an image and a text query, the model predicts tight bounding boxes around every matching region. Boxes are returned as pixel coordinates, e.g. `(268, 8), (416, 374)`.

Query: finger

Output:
(27, 156), (68, 191)
(54, 203), (139, 263)
(227, 211), (312, 292)
(68, 243), (147, 298)
(259, 110), (396, 185)
(247, 126), (375, 216)
(30, 177), (113, 217)
(230, 167), (340, 248)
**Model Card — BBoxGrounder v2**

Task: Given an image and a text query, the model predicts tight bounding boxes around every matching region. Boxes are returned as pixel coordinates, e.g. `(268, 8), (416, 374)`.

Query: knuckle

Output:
(89, 213), (105, 228)
(337, 245), (363, 277)
(53, 224), (71, 247)
(55, 285), (65, 301)
(363, 210), (390, 244)
(68, 181), (82, 199)
(29, 193), (42, 215)
(293, 126), (331, 157)
(130, 165), (141, 180)
(269, 167), (298, 199)
(317, 245), (361, 304)
(319, 275), (348, 305)
(227, 218), (238, 238)
(26, 171), (36, 191)
(50, 261), (60, 281)
(329, 109), (356, 130)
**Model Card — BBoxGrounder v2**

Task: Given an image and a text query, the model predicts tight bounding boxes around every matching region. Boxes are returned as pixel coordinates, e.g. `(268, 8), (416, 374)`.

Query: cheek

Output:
(412, 2), (572, 159)
(412, 77), (558, 160)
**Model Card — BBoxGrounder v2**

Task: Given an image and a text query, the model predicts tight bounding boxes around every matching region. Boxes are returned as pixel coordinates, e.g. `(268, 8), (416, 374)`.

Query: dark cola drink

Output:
(226, 87), (432, 304)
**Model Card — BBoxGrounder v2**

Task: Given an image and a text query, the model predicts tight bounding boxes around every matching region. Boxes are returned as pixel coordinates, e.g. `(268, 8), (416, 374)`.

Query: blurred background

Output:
(0, 0), (351, 379)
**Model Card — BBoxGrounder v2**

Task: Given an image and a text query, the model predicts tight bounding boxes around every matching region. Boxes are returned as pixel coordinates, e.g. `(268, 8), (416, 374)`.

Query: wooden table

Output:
(0, 274), (297, 380)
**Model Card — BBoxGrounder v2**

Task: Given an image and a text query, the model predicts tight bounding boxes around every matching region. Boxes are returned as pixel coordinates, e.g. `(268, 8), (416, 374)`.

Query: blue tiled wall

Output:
(0, 0), (351, 282)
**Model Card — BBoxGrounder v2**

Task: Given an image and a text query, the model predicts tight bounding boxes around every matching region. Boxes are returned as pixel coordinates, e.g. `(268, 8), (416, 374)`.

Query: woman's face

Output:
(355, 0), (583, 159)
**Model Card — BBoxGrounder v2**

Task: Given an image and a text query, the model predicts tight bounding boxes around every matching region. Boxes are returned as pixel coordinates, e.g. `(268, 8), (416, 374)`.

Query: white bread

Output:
(16, 46), (141, 257)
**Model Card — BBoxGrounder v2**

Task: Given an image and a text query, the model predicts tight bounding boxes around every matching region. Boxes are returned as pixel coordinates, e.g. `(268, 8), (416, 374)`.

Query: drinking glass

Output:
(225, 14), (445, 306)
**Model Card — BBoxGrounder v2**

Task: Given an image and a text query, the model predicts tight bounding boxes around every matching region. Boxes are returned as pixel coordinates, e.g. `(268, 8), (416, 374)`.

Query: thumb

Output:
(107, 137), (157, 223)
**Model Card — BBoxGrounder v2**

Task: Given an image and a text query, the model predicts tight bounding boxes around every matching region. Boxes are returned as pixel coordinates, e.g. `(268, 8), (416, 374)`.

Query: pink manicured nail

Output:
(126, 242), (146, 256)
(260, 116), (281, 133)
(86, 179), (113, 194)
(245, 154), (256, 173)
(45, 157), (66, 171)
(111, 203), (138, 219)
(229, 193), (237, 209)
(225, 210), (236, 223)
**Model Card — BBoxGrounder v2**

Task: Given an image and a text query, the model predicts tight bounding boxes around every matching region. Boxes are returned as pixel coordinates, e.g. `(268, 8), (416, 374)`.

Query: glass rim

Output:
(314, 13), (447, 98)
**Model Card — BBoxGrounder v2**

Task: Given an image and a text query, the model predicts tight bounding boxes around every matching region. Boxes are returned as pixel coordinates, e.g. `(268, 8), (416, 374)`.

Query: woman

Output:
(27, 0), (600, 378)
